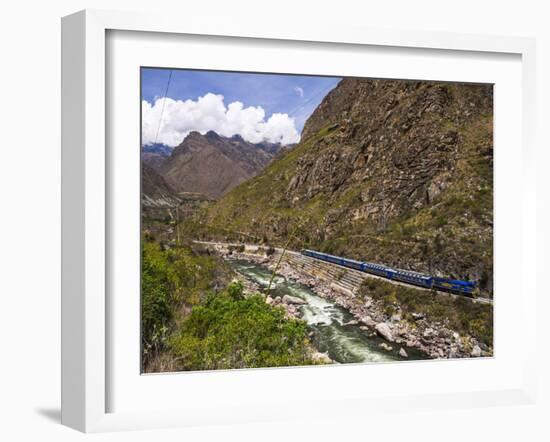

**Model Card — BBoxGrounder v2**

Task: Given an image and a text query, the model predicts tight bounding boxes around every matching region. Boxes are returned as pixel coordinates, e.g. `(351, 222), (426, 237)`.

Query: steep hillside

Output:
(203, 78), (494, 294)
(142, 163), (181, 209)
(161, 131), (283, 199)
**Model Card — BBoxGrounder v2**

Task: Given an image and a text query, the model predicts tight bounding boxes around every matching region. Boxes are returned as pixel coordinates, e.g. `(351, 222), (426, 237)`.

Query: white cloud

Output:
(294, 86), (304, 98)
(142, 93), (300, 147)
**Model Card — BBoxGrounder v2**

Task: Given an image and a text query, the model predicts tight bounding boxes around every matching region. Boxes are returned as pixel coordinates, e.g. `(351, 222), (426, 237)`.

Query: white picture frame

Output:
(61, 9), (537, 433)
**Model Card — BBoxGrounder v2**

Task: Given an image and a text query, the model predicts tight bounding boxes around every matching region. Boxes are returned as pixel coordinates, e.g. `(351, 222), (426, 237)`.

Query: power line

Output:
(286, 80), (339, 120)
(153, 69), (173, 146)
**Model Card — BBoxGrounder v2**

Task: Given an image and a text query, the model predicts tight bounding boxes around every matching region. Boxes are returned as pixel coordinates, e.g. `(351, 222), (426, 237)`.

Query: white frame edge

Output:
(61, 9), (537, 433)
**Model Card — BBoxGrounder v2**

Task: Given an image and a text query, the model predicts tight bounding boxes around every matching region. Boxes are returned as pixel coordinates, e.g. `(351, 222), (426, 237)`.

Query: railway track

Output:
(193, 240), (493, 305)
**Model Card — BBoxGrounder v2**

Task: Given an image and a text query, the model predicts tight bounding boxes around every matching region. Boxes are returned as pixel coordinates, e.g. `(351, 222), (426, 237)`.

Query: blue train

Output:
(301, 249), (476, 295)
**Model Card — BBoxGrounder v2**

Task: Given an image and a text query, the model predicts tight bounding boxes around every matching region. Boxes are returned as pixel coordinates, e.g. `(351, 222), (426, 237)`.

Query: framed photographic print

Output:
(61, 9), (537, 432)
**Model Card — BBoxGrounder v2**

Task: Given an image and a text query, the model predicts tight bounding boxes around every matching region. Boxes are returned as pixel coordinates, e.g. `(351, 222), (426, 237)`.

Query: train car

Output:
(432, 277), (476, 295)
(341, 258), (364, 271)
(392, 269), (433, 289)
(362, 261), (394, 279)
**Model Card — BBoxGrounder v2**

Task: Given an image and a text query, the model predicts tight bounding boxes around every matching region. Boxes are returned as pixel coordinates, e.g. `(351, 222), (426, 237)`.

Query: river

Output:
(228, 259), (427, 364)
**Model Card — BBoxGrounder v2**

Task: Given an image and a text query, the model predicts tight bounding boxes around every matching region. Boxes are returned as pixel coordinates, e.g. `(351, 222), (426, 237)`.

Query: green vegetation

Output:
(359, 278), (493, 347)
(141, 240), (229, 369)
(141, 238), (316, 372)
(169, 282), (314, 371)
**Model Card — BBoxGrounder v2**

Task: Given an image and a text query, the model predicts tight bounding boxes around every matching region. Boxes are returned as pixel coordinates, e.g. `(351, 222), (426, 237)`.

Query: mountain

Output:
(142, 143), (173, 156)
(161, 131), (284, 199)
(203, 78), (494, 294)
(141, 143), (173, 171)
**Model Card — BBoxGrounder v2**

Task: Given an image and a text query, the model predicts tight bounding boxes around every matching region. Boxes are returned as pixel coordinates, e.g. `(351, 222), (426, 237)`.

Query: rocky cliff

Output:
(204, 78), (494, 295)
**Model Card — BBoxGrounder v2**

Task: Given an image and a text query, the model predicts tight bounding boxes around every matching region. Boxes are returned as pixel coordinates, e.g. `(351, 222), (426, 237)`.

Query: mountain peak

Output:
(205, 130), (221, 140)
(185, 131), (204, 141)
(162, 130), (281, 199)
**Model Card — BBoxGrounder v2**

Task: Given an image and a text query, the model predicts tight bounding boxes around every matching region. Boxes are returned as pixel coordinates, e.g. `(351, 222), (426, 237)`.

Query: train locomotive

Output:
(301, 249), (476, 296)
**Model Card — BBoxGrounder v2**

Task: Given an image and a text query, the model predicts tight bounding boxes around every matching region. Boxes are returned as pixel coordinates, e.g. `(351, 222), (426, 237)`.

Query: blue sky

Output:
(141, 68), (341, 146)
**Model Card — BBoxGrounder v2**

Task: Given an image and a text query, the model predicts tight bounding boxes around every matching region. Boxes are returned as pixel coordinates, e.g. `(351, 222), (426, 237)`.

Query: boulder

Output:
(360, 315), (377, 328)
(265, 296), (274, 305)
(375, 322), (394, 342)
(282, 294), (307, 305)
(399, 348), (408, 358)
(390, 313), (402, 322)
(471, 345), (482, 358)
(379, 342), (393, 352)
(423, 328), (435, 338)
(311, 352), (333, 364)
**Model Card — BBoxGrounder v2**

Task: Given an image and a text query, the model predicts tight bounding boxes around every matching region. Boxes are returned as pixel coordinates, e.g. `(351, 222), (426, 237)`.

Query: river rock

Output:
(360, 315), (377, 328)
(423, 328), (435, 338)
(471, 345), (482, 358)
(399, 348), (408, 358)
(390, 313), (402, 322)
(375, 322), (394, 342)
(265, 296), (274, 305)
(379, 342), (393, 352)
(311, 352), (333, 364)
(282, 294), (307, 305)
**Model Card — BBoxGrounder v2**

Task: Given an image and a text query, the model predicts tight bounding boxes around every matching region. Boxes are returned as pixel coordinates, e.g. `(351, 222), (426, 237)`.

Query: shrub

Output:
(141, 240), (230, 370)
(227, 280), (245, 301)
(169, 290), (313, 371)
(141, 242), (175, 362)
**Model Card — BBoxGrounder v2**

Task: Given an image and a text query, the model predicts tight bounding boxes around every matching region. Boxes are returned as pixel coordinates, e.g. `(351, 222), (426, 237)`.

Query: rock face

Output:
(161, 131), (284, 199)
(206, 78), (494, 295)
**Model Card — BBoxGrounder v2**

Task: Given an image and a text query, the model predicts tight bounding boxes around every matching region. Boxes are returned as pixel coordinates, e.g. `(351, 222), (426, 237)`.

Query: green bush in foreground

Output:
(169, 282), (314, 371)
(141, 240), (228, 368)
(141, 241), (175, 361)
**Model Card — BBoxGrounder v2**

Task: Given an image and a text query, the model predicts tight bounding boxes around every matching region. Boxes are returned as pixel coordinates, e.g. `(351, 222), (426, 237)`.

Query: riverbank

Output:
(207, 245), (491, 360)
(228, 259), (425, 363)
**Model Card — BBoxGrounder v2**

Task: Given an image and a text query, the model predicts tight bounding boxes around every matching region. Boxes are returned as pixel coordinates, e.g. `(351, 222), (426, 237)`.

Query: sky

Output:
(141, 68), (341, 147)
